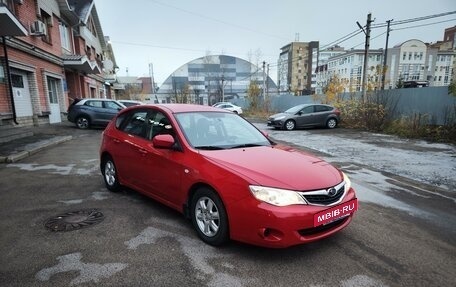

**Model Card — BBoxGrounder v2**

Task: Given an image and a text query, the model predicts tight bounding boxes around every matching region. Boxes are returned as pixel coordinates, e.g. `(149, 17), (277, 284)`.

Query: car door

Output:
(314, 105), (331, 126)
(100, 101), (123, 125)
(295, 105), (315, 128)
(83, 100), (104, 125)
(132, 110), (185, 207)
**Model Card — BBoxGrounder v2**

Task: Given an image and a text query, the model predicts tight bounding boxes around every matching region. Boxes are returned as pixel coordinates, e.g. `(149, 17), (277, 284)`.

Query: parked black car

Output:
(67, 98), (125, 129)
(267, 104), (341, 130)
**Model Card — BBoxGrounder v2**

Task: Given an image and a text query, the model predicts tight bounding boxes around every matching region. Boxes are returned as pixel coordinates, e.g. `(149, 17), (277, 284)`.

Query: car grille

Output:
(298, 216), (348, 236)
(298, 181), (346, 206)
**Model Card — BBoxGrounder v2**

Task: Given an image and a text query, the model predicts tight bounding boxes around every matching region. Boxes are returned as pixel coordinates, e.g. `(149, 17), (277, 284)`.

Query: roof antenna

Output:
(295, 33), (300, 42)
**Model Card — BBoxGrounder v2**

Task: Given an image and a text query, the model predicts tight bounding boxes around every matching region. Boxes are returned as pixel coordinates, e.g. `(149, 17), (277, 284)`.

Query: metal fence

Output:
(233, 87), (456, 126)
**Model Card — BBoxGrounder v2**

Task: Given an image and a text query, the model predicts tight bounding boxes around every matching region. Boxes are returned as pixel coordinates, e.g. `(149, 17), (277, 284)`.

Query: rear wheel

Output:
(102, 156), (121, 192)
(76, 116), (90, 129)
(284, 120), (296, 131)
(326, 118), (338, 129)
(190, 187), (229, 246)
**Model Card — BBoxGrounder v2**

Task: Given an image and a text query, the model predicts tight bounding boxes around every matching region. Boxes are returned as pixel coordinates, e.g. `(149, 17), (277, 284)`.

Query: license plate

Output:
(313, 199), (358, 227)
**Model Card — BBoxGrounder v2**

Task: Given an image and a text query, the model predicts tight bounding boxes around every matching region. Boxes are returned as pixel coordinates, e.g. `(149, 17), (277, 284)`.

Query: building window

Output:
(59, 22), (71, 51)
(402, 52), (406, 60)
(408, 52), (412, 60)
(47, 77), (59, 104)
(2, 0), (16, 14)
(87, 15), (98, 38)
(41, 10), (52, 44)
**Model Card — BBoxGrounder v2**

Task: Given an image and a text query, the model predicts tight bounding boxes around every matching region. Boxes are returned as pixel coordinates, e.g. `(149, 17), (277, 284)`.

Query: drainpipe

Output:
(2, 36), (18, 124)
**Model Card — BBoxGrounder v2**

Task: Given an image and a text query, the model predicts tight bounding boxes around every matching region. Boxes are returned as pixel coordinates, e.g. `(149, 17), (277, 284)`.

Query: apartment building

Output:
(277, 41), (319, 95)
(325, 49), (384, 92)
(0, 0), (116, 126)
(385, 39), (454, 88)
(315, 38), (454, 93)
(315, 46), (346, 94)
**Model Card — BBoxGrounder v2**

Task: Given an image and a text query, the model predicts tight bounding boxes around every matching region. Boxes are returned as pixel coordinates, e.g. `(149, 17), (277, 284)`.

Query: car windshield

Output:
(284, 104), (308, 114)
(175, 111), (271, 149)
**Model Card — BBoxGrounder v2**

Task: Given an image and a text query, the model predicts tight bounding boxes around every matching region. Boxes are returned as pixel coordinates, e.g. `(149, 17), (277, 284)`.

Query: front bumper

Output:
(267, 120), (284, 128)
(227, 188), (357, 248)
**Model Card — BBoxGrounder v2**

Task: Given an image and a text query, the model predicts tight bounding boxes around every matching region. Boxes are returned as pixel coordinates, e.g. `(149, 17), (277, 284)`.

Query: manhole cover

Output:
(45, 209), (104, 232)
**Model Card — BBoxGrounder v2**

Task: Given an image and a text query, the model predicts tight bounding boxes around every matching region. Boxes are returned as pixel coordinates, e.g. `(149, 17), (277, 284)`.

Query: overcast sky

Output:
(95, 0), (455, 85)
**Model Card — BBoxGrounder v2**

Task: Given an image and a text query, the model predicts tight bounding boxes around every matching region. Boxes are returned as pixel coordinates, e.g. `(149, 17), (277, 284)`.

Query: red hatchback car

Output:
(100, 104), (357, 248)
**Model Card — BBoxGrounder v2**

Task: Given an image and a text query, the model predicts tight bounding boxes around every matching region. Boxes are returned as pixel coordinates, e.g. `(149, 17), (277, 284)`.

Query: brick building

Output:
(0, 0), (116, 126)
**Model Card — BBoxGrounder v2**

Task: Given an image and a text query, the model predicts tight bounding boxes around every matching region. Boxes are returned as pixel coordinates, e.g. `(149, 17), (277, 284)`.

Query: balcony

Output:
(0, 4), (27, 36)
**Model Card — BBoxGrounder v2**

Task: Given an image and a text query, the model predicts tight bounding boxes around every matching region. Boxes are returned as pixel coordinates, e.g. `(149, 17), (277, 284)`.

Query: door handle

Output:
(138, 148), (148, 155)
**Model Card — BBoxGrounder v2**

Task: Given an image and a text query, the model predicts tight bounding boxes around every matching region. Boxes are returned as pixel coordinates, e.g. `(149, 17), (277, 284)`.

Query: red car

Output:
(100, 104), (357, 248)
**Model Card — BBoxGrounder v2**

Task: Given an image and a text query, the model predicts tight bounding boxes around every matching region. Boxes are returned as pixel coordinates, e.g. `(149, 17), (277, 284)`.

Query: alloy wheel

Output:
(194, 196), (220, 237)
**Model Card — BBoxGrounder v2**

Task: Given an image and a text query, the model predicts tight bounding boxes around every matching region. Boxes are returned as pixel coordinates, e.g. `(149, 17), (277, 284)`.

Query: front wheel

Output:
(284, 120), (296, 131)
(190, 187), (229, 246)
(326, 118), (338, 129)
(101, 156), (121, 192)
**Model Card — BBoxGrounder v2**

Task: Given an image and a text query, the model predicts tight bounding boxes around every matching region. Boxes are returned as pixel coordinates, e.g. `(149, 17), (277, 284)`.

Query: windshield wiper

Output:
(194, 145), (225, 150)
(229, 143), (266, 149)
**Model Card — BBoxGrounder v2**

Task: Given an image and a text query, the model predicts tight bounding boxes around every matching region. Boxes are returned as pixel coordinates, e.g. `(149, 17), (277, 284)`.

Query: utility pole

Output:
(266, 63), (270, 100)
(381, 19), (392, 90)
(221, 74), (225, 102)
(262, 61), (266, 101)
(357, 13), (373, 102)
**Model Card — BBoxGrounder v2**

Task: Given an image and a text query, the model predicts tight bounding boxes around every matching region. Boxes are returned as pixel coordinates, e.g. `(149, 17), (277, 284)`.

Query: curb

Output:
(0, 135), (73, 163)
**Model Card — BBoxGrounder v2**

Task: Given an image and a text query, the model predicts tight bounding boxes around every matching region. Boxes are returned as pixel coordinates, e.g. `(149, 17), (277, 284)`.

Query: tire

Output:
(101, 156), (121, 192)
(76, 116), (90, 129)
(284, 120), (296, 131)
(326, 118), (338, 129)
(190, 187), (229, 246)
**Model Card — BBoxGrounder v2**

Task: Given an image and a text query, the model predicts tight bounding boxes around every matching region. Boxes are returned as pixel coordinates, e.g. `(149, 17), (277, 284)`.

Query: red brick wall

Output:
(14, 0), (63, 57)
(6, 47), (64, 113)
(0, 84), (10, 114)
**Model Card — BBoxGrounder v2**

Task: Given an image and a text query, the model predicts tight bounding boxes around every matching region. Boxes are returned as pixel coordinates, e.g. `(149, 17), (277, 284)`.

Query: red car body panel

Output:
(100, 104), (357, 248)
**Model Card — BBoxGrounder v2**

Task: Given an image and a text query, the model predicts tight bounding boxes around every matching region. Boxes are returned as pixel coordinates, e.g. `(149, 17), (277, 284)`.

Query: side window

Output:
(149, 112), (173, 139)
(315, 105), (331, 112)
(300, 106), (314, 114)
(86, 101), (103, 108)
(120, 111), (148, 138)
(104, 101), (122, 110)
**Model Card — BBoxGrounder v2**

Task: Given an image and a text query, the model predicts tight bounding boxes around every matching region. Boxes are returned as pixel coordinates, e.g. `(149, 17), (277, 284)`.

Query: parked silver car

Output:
(267, 104), (340, 130)
(67, 98), (125, 129)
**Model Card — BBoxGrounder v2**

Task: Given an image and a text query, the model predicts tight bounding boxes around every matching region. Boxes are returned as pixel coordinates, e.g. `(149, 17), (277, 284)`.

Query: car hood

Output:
(199, 145), (342, 191)
(269, 112), (290, 119)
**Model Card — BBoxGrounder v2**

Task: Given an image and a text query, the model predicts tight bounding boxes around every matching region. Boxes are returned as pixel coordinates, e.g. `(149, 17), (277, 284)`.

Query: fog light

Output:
(258, 228), (284, 241)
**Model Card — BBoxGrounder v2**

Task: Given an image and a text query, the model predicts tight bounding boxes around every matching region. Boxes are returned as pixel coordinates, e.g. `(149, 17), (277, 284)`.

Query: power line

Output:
(392, 18), (456, 31)
(371, 11), (456, 28)
(149, 0), (289, 41)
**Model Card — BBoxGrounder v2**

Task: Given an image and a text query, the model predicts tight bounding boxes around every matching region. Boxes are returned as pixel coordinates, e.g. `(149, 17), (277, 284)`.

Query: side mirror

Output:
(152, 134), (175, 149)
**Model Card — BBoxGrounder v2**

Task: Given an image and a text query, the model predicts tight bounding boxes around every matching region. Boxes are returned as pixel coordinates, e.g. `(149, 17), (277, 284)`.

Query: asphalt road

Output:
(0, 125), (454, 287)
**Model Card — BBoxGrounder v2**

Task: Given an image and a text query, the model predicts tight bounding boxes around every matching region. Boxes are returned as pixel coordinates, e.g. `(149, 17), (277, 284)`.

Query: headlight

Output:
(275, 116), (286, 120)
(249, 185), (306, 206)
(343, 172), (352, 191)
